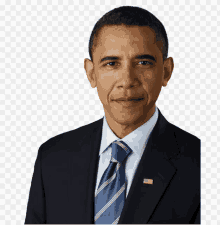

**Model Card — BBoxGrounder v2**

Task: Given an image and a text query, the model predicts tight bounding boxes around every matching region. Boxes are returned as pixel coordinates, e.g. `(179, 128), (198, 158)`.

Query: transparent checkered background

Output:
(0, 0), (219, 224)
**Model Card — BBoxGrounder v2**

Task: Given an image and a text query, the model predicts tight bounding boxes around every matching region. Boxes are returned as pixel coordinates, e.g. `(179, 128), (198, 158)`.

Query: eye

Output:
(138, 61), (153, 65)
(106, 62), (116, 66)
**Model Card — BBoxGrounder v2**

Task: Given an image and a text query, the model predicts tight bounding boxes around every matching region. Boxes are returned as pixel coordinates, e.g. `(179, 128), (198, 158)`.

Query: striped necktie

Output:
(94, 140), (133, 224)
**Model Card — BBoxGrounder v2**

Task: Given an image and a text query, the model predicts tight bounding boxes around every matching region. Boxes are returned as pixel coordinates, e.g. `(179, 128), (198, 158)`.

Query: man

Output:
(25, 6), (201, 224)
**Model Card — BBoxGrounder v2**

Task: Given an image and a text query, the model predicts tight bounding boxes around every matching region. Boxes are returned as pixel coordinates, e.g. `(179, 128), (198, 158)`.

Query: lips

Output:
(112, 96), (145, 108)
(114, 97), (144, 101)
(130, 98), (143, 101)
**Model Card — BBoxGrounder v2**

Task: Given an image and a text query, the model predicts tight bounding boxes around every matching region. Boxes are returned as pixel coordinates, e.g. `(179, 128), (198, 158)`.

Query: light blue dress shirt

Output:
(94, 106), (159, 198)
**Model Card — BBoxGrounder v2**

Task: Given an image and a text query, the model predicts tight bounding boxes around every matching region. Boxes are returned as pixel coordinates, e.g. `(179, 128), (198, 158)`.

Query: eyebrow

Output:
(136, 54), (156, 62)
(100, 56), (119, 63)
(100, 54), (156, 63)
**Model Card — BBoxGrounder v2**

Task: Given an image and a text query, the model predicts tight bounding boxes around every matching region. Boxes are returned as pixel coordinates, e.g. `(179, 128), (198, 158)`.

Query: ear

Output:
(84, 58), (97, 88)
(162, 57), (174, 87)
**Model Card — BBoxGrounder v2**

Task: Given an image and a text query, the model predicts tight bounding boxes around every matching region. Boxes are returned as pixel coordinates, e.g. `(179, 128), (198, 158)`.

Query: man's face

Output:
(85, 25), (173, 126)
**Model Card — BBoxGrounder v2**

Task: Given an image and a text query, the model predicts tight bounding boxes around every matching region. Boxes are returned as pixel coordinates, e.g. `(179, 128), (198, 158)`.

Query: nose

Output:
(116, 64), (140, 89)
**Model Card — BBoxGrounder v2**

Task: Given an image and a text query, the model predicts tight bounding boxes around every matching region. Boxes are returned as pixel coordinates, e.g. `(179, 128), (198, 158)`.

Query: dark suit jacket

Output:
(25, 108), (201, 224)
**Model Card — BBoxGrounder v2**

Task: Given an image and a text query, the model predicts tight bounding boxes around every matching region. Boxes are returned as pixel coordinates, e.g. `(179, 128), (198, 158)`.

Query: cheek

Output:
(142, 71), (156, 90)
(96, 73), (114, 104)
(142, 70), (162, 95)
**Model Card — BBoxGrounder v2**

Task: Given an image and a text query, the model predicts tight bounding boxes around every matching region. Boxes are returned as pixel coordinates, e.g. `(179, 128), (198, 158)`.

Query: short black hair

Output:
(89, 6), (169, 62)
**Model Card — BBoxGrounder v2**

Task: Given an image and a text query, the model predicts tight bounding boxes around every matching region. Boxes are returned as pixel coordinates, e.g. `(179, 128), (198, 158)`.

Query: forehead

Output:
(93, 24), (162, 60)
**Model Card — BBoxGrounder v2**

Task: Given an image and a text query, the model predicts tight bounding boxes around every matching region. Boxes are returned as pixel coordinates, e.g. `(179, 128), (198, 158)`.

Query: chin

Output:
(112, 112), (143, 125)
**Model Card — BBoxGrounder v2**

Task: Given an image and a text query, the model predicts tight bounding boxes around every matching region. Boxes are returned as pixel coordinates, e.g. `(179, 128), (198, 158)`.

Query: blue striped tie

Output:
(94, 140), (133, 224)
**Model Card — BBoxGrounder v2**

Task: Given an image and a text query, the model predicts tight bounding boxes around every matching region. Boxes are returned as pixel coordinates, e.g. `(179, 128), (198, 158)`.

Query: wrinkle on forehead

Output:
(97, 24), (156, 46)
(93, 24), (161, 62)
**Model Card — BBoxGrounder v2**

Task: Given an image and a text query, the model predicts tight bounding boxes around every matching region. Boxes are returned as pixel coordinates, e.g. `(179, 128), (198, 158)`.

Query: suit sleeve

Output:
(192, 204), (200, 224)
(193, 139), (201, 224)
(191, 138), (201, 224)
(24, 145), (46, 224)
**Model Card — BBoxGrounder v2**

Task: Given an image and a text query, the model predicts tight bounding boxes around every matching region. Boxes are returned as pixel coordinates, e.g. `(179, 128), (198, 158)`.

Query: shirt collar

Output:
(99, 106), (159, 155)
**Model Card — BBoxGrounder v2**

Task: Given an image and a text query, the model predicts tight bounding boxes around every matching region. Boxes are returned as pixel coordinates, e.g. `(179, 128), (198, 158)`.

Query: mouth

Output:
(115, 98), (144, 102)
(114, 98), (144, 107)
(129, 98), (144, 101)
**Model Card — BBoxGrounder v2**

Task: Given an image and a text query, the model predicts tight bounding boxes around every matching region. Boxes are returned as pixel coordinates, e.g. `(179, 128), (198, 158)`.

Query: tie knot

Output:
(111, 141), (132, 164)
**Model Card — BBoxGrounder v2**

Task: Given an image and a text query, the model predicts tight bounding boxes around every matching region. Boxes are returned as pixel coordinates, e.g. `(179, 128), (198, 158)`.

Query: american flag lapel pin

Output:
(143, 178), (153, 185)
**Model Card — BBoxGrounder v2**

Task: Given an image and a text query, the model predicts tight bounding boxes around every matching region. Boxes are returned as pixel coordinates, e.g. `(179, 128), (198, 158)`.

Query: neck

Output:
(105, 105), (156, 139)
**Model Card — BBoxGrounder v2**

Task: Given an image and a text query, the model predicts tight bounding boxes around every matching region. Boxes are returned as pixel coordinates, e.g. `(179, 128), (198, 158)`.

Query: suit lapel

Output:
(66, 117), (103, 224)
(118, 108), (179, 224)
(83, 108), (179, 224)
(83, 118), (104, 224)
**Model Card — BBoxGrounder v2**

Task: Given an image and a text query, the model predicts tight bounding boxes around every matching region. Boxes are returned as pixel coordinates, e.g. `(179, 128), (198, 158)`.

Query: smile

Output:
(115, 98), (144, 107)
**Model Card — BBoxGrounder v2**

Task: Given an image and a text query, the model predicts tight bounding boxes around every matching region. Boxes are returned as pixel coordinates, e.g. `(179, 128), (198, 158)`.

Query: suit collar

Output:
(99, 106), (159, 157)
(77, 108), (179, 224)
(118, 108), (178, 223)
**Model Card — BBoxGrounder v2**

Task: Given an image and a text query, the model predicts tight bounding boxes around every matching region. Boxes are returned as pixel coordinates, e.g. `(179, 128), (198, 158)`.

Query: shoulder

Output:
(157, 108), (200, 150)
(169, 122), (201, 149)
(167, 122), (201, 167)
(39, 117), (103, 152)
